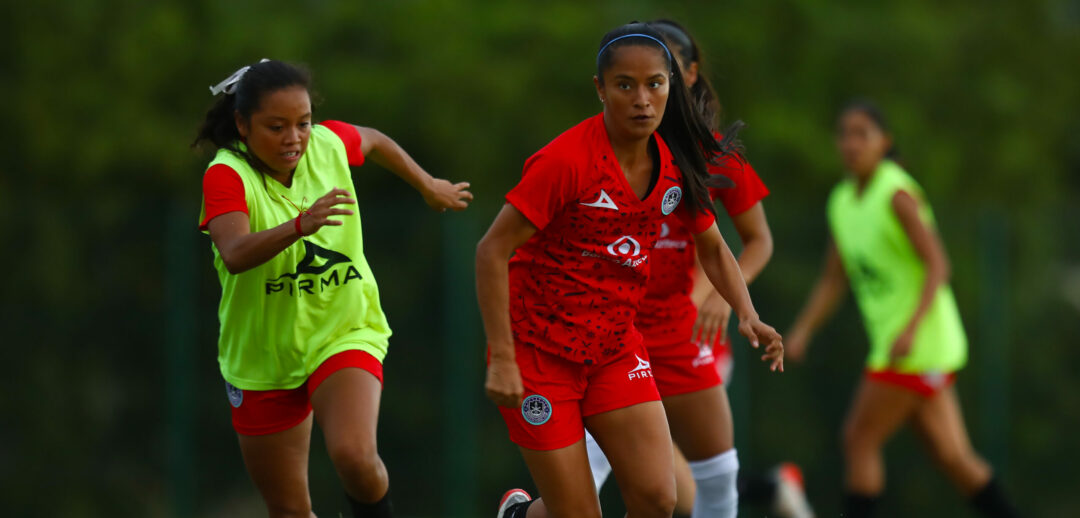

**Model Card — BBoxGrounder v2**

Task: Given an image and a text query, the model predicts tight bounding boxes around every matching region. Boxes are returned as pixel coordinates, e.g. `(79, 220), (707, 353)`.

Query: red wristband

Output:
(294, 211), (313, 236)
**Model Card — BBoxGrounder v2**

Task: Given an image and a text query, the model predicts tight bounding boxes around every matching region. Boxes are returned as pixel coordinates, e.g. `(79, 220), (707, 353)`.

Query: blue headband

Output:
(596, 33), (673, 66)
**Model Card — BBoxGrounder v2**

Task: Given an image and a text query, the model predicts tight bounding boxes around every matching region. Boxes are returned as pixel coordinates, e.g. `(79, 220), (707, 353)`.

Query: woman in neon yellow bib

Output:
(786, 101), (1019, 518)
(195, 59), (472, 518)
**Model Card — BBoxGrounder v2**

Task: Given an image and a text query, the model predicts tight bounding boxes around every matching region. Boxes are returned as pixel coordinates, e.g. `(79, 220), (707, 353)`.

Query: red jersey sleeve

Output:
(200, 164), (248, 230)
(709, 154), (770, 217)
(320, 120), (365, 166)
(505, 151), (580, 231)
(677, 201), (717, 235)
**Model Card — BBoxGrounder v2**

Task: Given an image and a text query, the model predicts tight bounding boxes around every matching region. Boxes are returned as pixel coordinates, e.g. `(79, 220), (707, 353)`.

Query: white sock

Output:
(583, 431), (612, 491)
(688, 449), (740, 518)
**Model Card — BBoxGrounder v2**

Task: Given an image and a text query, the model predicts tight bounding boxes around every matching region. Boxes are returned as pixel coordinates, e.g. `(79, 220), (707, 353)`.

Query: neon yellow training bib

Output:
(199, 125), (391, 390)
(827, 159), (966, 373)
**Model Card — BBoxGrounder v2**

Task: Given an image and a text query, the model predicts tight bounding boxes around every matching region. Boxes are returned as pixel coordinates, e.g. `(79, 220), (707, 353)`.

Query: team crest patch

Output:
(225, 381), (243, 408)
(661, 186), (682, 215)
(521, 394), (552, 425)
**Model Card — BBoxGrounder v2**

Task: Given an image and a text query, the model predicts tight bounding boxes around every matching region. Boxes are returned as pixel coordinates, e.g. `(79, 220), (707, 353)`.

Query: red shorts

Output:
(866, 369), (956, 398)
(497, 342), (662, 451)
(224, 349), (384, 436)
(647, 335), (730, 398)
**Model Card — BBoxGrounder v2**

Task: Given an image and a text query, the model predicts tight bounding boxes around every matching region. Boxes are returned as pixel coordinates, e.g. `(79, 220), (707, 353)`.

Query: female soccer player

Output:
(476, 23), (783, 518)
(195, 59), (472, 518)
(786, 100), (1020, 518)
(582, 19), (813, 518)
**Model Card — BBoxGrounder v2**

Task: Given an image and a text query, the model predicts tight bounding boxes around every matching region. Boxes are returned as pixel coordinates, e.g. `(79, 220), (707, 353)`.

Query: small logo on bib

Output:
(225, 381), (243, 408)
(521, 394), (553, 425)
(661, 186), (682, 215)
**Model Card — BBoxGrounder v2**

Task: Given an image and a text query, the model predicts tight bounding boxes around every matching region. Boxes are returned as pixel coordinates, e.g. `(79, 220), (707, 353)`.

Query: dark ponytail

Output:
(650, 19), (723, 133)
(839, 98), (899, 159)
(192, 59), (312, 174)
(596, 23), (739, 216)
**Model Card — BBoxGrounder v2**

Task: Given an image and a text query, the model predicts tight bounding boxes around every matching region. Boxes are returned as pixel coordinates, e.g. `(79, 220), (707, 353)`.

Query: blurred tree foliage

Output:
(2, 0), (1078, 516)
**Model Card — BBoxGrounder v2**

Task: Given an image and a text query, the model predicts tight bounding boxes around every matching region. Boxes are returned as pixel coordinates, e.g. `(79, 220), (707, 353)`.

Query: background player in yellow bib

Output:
(786, 100), (1019, 518)
(194, 59), (472, 518)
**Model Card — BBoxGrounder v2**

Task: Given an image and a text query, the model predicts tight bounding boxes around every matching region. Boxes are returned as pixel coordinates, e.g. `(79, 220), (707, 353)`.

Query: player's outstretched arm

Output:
(786, 239), (848, 362)
(475, 204), (537, 408)
(352, 125), (473, 212)
(693, 223), (784, 372)
(689, 201), (774, 345)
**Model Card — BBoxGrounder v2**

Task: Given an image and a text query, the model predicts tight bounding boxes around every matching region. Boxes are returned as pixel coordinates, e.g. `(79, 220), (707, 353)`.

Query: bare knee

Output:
(623, 479), (678, 517)
(842, 419), (877, 457)
(927, 441), (965, 470)
(928, 444), (990, 487)
(327, 441), (387, 492)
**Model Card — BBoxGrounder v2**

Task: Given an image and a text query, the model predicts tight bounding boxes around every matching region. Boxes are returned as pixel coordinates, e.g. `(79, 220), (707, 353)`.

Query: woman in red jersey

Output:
(582, 19), (813, 518)
(476, 23), (783, 518)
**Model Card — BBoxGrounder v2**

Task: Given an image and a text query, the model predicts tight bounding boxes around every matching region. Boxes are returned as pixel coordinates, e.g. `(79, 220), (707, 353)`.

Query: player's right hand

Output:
(692, 292), (731, 346)
(298, 187), (357, 235)
(485, 357), (524, 408)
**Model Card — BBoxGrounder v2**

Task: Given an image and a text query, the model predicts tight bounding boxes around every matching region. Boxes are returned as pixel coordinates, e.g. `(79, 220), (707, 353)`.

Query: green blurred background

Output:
(4, 0), (1079, 516)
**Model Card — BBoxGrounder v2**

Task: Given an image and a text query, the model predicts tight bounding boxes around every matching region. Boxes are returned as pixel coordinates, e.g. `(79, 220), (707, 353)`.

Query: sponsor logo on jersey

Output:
(265, 240), (363, 297)
(580, 190), (619, 210)
(627, 354), (653, 380)
(654, 221), (689, 249)
(606, 235), (641, 257)
(582, 235), (648, 268)
(521, 394), (553, 425)
(661, 186), (682, 215)
(225, 381), (243, 408)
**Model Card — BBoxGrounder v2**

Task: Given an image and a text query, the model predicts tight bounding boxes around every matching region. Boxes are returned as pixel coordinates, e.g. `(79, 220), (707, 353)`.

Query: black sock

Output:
(505, 499), (534, 518)
(844, 492), (880, 518)
(737, 471), (779, 506)
(348, 487), (393, 518)
(970, 477), (1020, 518)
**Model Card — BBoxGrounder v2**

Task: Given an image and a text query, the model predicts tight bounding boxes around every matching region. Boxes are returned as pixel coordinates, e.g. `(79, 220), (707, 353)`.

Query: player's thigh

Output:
(518, 439), (602, 518)
(663, 384), (734, 461)
(236, 413), (315, 516)
(843, 377), (922, 449)
(585, 401), (676, 509)
(310, 366), (383, 461)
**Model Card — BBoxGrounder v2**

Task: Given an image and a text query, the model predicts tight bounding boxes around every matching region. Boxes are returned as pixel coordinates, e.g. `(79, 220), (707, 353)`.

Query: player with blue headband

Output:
(480, 22), (784, 518)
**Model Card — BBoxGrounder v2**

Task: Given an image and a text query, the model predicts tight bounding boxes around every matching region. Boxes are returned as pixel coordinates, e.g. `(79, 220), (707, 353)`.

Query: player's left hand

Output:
(737, 315), (784, 372)
(423, 178), (473, 212)
(888, 328), (915, 365)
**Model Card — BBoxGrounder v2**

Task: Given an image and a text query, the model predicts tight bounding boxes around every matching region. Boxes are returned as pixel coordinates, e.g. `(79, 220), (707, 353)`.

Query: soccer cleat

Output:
(772, 462), (815, 518)
(497, 488), (532, 518)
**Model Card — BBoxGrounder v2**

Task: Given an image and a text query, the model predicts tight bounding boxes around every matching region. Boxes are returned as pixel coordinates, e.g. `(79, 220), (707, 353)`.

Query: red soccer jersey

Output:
(635, 148), (770, 347)
(505, 114), (715, 365)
